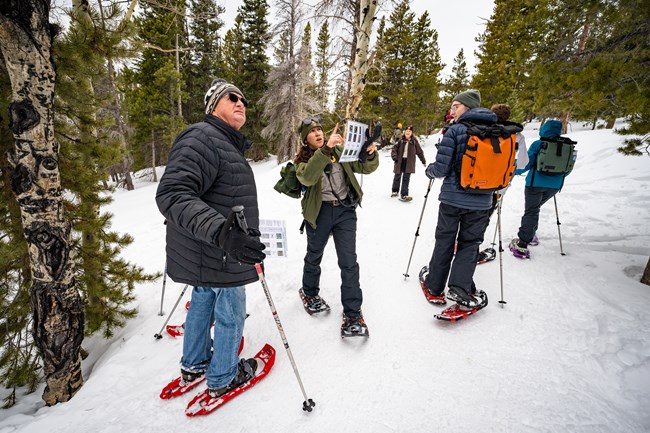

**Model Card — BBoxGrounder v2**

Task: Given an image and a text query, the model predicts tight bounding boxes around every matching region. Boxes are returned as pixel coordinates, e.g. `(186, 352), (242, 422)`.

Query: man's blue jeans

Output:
(181, 286), (246, 389)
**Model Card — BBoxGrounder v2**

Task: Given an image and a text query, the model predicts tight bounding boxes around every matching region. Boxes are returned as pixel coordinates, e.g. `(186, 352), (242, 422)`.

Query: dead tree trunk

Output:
(0, 0), (85, 405)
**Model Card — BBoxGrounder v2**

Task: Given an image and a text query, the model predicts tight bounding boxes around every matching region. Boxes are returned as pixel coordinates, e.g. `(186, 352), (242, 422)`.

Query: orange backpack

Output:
(458, 122), (523, 192)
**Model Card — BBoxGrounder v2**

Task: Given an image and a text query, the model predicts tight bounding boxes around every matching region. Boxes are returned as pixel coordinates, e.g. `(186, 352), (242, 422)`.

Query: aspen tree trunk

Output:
(345, 0), (378, 120)
(0, 0), (85, 405)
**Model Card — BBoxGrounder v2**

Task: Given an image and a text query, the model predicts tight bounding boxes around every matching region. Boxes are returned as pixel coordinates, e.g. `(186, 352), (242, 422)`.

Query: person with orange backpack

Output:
(420, 89), (496, 310)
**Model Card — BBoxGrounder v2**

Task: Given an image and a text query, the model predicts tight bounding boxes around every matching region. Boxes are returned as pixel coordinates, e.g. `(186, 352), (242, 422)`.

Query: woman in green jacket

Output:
(294, 118), (379, 337)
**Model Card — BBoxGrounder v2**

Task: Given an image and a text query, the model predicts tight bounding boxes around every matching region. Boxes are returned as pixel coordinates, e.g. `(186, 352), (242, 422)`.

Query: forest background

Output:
(0, 0), (648, 408)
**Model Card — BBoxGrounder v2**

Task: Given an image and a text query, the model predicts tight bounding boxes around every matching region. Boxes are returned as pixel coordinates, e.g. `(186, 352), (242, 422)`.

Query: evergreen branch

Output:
(141, 42), (191, 53)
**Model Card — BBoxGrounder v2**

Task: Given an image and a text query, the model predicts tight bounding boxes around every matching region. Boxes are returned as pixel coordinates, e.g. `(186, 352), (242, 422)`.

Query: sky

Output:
(2, 119), (649, 433)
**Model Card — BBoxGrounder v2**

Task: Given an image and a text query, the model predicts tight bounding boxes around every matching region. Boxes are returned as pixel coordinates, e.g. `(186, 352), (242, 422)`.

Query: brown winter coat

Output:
(391, 137), (426, 174)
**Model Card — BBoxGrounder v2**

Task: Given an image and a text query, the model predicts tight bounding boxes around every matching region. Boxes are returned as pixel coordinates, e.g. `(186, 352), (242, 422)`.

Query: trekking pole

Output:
(154, 284), (189, 339)
(496, 200), (506, 307)
(255, 263), (315, 412)
(230, 205), (315, 413)
(489, 190), (505, 247)
(158, 260), (168, 316)
(489, 216), (499, 248)
(403, 178), (433, 279)
(553, 196), (566, 256)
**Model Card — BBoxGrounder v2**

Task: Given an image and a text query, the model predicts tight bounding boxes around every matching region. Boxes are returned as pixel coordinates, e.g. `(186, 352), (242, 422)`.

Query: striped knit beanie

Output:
(204, 79), (245, 115)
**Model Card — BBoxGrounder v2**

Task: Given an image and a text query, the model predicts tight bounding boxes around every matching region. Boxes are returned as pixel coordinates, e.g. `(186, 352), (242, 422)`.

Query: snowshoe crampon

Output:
(159, 336), (245, 399)
(435, 291), (488, 322)
(299, 288), (331, 315)
(477, 248), (496, 264)
(341, 313), (369, 338)
(160, 374), (206, 400)
(166, 323), (185, 337)
(185, 344), (276, 417)
(418, 266), (446, 305)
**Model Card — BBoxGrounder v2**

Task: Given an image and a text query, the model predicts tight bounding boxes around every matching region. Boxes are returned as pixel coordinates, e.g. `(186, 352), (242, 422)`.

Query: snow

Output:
(2, 121), (650, 433)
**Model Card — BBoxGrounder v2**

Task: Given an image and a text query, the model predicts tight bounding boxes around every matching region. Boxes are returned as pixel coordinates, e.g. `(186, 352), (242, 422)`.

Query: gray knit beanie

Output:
(204, 79), (245, 115)
(453, 89), (481, 109)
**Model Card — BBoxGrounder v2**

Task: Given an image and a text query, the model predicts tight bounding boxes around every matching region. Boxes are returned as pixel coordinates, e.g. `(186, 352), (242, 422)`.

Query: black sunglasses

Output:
(228, 93), (248, 108)
(301, 116), (321, 125)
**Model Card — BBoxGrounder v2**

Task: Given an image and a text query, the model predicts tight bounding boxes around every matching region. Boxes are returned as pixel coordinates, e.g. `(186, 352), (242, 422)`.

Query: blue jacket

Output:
(426, 108), (497, 210)
(515, 120), (568, 189)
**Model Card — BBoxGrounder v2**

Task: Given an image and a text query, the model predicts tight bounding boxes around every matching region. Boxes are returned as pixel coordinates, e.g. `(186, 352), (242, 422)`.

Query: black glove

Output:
(425, 163), (436, 180)
(218, 223), (266, 265)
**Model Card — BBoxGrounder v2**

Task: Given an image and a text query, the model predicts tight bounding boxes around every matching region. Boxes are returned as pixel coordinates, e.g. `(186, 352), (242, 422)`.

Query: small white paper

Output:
(259, 219), (288, 258)
(338, 121), (368, 162)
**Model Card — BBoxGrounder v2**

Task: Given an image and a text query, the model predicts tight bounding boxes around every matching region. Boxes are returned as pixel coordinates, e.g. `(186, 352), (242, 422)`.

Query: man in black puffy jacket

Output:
(422, 89), (495, 309)
(156, 79), (266, 401)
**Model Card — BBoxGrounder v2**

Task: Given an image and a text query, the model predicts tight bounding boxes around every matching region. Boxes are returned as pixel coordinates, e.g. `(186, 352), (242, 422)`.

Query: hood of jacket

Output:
(539, 119), (562, 138)
(457, 107), (498, 125)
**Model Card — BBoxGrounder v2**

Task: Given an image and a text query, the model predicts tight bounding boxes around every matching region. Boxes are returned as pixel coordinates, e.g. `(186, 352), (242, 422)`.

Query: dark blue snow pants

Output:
(302, 203), (362, 317)
(517, 187), (559, 245)
(424, 203), (490, 296)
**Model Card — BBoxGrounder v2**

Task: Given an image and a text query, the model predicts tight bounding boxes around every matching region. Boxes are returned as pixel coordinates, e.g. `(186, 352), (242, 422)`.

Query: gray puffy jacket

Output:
(156, 114), (260, 287)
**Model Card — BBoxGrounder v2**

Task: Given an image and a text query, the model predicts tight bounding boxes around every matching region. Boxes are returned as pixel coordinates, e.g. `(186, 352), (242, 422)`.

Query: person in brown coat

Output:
(390, 125), (426, 201)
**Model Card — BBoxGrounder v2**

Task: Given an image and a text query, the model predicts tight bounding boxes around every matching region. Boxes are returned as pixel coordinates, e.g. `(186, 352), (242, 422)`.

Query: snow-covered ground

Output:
(2, 121), (649, 433)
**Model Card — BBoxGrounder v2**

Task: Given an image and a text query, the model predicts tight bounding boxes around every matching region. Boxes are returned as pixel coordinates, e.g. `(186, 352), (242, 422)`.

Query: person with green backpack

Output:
(294, 118), (379, 337)
(510, 119), (577, 259)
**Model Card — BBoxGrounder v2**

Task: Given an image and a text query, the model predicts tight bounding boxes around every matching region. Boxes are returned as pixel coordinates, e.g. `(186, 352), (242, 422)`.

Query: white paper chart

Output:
(259, 219), (288, 258)
(338, 121), (368, 162)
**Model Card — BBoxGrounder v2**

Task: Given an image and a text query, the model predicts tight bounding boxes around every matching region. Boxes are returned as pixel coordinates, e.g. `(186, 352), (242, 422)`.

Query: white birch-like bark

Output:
(0, 0), (85, 405)
(345, 0), (378, 120)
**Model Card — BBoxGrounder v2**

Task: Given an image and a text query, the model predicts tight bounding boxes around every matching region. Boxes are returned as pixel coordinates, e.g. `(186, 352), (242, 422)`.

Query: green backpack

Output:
(536, 136), (577, 176)
(273, 162), (303, 199)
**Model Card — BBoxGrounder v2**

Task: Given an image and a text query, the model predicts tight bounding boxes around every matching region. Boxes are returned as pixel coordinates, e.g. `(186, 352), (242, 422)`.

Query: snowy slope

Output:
(1, 121), (649, 433)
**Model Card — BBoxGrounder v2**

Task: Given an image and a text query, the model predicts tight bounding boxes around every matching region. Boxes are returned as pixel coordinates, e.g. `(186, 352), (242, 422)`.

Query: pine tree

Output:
(399, 11), (444, 133)
(472, 0), (546, 115)
(359, 2), (443, 133)
(54, 0), (151, 339)
(236, 0), (272, 160)
(297, 22), (318, 109)
(122, 0), (188, 173)
(186, 0), (226, 124)
(372, 2), (416, 124)
(315, 20), (332, 113)
(444, 49), (470, 103)
(222, 16), (245, 83)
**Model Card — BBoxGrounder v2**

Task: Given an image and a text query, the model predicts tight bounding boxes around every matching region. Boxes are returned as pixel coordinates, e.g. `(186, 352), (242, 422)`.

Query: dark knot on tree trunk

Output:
(9, 99), (40, 135)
